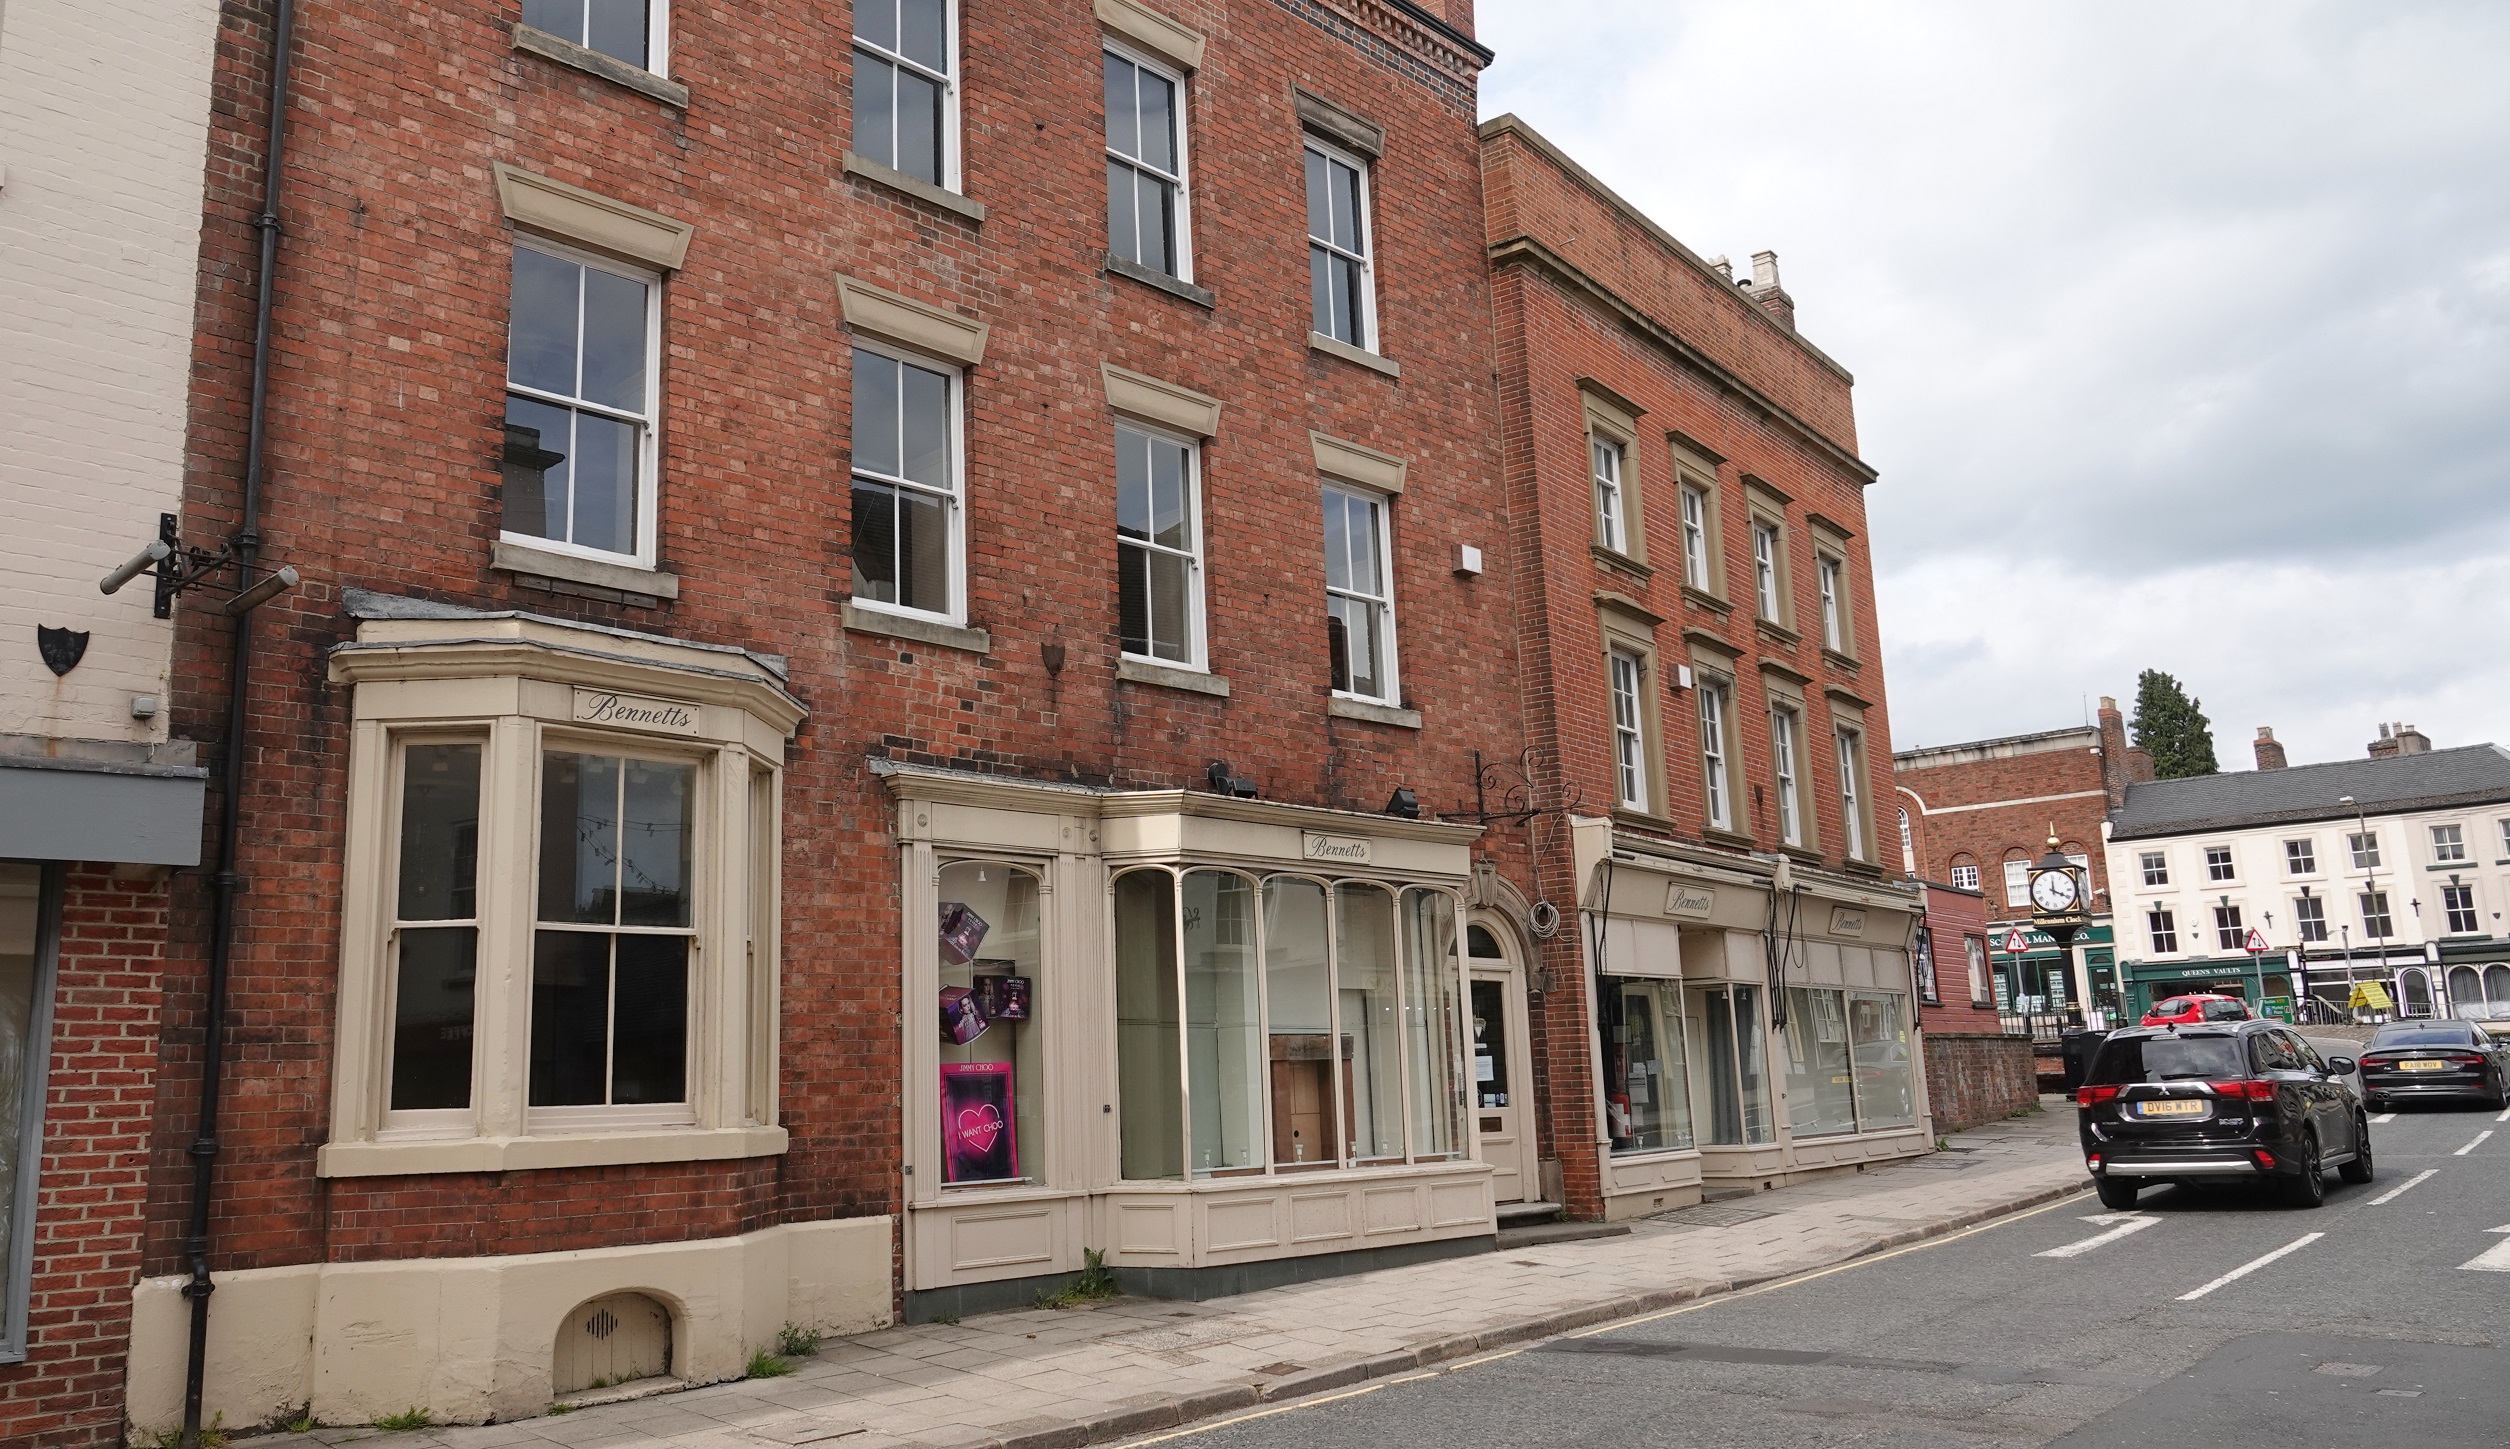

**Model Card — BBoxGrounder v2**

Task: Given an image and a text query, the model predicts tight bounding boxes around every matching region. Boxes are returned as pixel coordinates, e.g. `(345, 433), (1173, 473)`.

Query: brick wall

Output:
(1483, 118), (1896, 1214)
(0, 868), (167, 1449)
(1921, 1031), (2039, 1134)
(169, 0), (1526, 1282)
(1895, 727), (2114, 921)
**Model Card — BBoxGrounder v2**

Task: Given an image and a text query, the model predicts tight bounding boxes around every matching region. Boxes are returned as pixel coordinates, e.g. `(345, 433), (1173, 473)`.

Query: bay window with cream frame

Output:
(320, 610), (801, 1177)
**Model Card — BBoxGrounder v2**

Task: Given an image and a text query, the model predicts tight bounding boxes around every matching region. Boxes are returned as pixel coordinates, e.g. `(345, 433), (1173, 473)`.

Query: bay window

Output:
(386, 743), (482, 1123)
(1115, 869), (1465, 1179)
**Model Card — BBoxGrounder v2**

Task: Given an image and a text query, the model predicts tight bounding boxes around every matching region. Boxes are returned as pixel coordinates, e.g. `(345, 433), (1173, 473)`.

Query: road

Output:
(1130, 1099), (2510, 1449)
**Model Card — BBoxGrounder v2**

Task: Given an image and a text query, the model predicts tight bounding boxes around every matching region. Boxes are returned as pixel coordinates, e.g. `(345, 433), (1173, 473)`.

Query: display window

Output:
(936, 860), (1043, 1186)
(1115, 868), (1467, 1180)
(1601, 976), (1694, 1154)
(1848, 990), (1916, 1129)
(1690, 984), (1773, 1145)
(1784, 986), (1915, 1135)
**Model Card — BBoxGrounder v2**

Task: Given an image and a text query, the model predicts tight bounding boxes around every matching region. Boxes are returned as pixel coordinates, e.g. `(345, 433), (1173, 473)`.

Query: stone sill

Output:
(1755, 616), (1803, 649)
(511, 23), (688, 108)
(841, 152), (986, 224)
(1610, 807), (1679, 836)
(317, 1124), (787, 1177)
(1308, 331), (1400, 378)
(843, 600), (991, 655)
(1107, 254), (1215, 308)
(492, 538), (679, 601)
(1821, 646), (1861, 673)
(1680, 583), (1731, 616)
(1117, 656), (1230, 697)
(1701, 825), (1758, 851)
(1328, 695), (1421, 730)
(1591, 543), (1654, 581)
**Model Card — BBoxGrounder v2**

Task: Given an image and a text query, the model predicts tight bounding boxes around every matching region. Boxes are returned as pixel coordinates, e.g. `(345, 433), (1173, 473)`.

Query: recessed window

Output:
(530, 752), (697, 1119)
(1835, 726), (1867, 860)
(2284, 838), (2316, 875)
(504, 241), (657, 562)
(853, 0), (956, 186)
(1770, 706), (1803, 846)
(2431, 823), (2468, 863)
(2204, 845), (2236, 882)
(2002, 857), (2029, 908)
(1949, 861), (1979, 892)
(2442, 883), (2479, 935)
(1697, 682), (1732, 832)
(1609, 649), (1647, 812)
(850, 345), (962, 621)
(1322, 484), (1396, 702)
(2213, 903), (2244, 952)
(1591, 435), (1629, 556)
(2293, 894), (2328, 942)
(522, 0), (663, 72)
(1752, 521), (1781, 620)
(2348, 831), (2381, 871)
(1305, 141), (1373, 348)
(2147, 908), (2178, 955)
(1816, 555), (1844, 651)
(1105, 47), (1189, 279)
(1679, 484), (1711, 590)
(2359, 890), (2395, 938)
(2139, 851), (2169, 886)
(1115, 424), (1203, 667)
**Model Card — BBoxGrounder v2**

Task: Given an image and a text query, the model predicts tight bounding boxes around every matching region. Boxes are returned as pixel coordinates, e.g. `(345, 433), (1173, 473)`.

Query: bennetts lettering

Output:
(572, 689), (701, 735)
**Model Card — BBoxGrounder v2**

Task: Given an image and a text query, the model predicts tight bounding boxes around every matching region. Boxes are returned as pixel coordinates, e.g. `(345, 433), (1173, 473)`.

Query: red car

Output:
(2142, 993), (2254, 1027)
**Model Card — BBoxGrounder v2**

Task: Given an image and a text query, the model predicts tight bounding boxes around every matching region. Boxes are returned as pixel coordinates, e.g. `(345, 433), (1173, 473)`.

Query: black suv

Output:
(2075, 1020), (2369, 1210)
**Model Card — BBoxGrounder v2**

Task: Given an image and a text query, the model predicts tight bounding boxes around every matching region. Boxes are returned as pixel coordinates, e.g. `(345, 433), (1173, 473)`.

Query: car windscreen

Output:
(2368, 1027), (2474, 1049)
(2087, 1034), (2247, 1084)
(2201, 1000), (2248, 1020)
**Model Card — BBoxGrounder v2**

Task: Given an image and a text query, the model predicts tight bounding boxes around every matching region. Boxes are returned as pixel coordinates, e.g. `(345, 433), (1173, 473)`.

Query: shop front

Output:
(1988, 923), (2119, 1027)
(2119, 950), (2294, 1021)
(883, 763), (1495, 1320)
(1568, 819), (1929, 1220)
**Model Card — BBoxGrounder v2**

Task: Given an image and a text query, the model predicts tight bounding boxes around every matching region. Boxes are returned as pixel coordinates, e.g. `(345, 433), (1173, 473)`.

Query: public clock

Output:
(2028, 867), (2081, 914)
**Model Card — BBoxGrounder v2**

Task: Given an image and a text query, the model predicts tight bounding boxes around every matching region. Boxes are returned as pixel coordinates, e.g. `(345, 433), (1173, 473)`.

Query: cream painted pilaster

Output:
(329, 719), (395, 1142)
(475, 714), (540, 1139)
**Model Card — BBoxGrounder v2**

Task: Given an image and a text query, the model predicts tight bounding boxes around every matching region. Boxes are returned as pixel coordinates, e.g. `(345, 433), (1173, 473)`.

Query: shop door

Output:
(1466, 923), (1538, 1204)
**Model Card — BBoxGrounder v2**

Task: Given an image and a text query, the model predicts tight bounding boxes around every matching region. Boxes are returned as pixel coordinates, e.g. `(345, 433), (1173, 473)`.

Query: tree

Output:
(2130, 669), (2219, 778)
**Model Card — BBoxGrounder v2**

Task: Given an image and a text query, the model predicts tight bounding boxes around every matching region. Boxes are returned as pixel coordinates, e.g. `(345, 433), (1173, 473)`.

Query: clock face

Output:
(2030, 869), (2081, 913)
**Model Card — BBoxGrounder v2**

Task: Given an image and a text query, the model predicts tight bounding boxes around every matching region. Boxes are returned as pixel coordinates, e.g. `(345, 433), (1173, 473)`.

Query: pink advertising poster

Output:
(940, 1062), (1018, 1183)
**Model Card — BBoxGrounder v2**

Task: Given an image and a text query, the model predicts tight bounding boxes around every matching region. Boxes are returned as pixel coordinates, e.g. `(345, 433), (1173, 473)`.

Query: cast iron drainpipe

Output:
(182, 0), (295, 1442)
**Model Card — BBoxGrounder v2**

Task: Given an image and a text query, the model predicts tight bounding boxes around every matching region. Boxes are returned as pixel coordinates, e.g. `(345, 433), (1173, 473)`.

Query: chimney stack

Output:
(2126, 748), (2157, 784)
(1708, 254), (1735, 282)
(2394, 723), (2431, 755)
(2096, 695), (2130, 808)
(1743, 250), (1796, 331)
(2253, 727), (2287, 771)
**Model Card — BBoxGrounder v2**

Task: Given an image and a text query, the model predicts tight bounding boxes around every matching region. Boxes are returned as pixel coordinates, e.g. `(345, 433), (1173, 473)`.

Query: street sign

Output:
(2350, 982), (2395, 1011)
(2244, 928), (2268, 954)
(2002, 928), (2030, 954)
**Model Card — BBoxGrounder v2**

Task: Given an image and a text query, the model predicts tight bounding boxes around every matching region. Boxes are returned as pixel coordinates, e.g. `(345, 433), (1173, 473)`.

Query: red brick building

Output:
(143, 0), (1533, 1434)
(1909, 881), (2035, 1129)
(1483, 118), (1929, 1220)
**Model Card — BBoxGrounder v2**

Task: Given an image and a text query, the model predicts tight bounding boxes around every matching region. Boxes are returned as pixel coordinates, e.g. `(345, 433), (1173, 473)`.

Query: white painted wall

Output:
(0, 0), (222, 743)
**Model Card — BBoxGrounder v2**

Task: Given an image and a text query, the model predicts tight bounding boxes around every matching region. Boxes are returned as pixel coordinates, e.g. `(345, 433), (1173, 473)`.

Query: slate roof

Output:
(2108, 744), (2510, 841)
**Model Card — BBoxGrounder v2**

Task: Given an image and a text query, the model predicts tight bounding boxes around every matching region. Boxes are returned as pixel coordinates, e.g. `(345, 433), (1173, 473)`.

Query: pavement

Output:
(260, 1102), (2088, 1449)
(1163, 1095), (2510, 1449)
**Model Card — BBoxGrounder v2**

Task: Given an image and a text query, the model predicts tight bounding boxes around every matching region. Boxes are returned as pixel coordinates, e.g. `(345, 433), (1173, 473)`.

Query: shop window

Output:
(936, 861), (1043, 1186)
(1, 862), (60, 1363)
(387, 742), (483, 1124)
(2486, 963), (2510, 1002)
(1782, 987), (1856, 1138)
(530, 752), (696, 1122)
(1849, 991), (1915, 1129)
(1602, 976), (1692, 1154)
(1691, 984), (1773, 1145)
(1116, 870), (1465, 1179)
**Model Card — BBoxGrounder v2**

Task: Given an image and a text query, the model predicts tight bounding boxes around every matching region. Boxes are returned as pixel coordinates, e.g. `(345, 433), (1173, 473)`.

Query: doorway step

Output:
(1494, 1200), (1631, 1249)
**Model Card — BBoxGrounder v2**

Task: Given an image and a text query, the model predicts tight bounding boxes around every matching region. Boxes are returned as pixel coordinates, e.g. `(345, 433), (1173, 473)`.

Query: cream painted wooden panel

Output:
(1361, 1185), (1422, 1236)
(551, 1291), (672, 1395)
(1427, 1179), (1489, 1230)
(1606, 1150), (1702, 1195)
(947, 1206), (1058, 1272)
(1289, 1190), (1351, 1244)
(1113, 1201), (1182, 1256)
(1202, 1195), (1281, 1252)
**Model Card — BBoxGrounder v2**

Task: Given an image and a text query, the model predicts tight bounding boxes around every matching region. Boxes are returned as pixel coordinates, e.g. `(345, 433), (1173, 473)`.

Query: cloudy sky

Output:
(1477, 1), (2510, 768)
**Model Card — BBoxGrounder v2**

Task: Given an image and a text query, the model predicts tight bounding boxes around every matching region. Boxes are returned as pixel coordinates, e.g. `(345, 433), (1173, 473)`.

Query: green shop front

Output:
(1988, 922), (2120, 1027)
(2117, 950), (2297, 1020)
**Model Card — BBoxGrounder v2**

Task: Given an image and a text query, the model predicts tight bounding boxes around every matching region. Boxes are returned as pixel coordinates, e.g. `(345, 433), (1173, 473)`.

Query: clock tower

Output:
(2026, 830), (2092, 949)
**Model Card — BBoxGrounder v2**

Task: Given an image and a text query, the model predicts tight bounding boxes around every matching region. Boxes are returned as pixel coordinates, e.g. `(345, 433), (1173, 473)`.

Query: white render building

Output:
(2105, 729), (2510, 1022)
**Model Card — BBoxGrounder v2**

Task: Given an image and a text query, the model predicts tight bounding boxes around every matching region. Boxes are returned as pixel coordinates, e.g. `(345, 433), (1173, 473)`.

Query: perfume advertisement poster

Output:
(940, 1062), (1018, 1183)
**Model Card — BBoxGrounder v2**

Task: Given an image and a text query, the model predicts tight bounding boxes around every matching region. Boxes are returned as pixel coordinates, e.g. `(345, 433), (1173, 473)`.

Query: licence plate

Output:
(2138, 1099), (2206, 1117)
(2402, 1059), (2448, 1072)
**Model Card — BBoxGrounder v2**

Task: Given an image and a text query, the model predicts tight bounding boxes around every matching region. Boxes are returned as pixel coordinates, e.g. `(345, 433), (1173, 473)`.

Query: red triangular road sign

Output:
(2244, 928), (2269, 954)
(2002, 928), (2031, 954)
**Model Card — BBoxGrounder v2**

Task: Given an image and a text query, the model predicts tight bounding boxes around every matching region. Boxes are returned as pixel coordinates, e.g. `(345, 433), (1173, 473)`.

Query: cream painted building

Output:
(2106, 737), (2510, 1021)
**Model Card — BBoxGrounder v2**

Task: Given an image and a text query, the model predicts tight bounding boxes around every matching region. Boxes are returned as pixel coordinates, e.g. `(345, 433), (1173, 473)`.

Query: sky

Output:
(1475, 1), (2510, 769)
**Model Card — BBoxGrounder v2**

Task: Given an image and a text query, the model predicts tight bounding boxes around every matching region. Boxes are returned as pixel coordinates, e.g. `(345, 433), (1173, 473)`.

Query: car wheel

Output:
(2488, 1075), (2508, 1111)
(2095, 1176), (2140, 1210)
(2284, 1131), (2327, 1208)
(2338, 1114), (2375, 1184)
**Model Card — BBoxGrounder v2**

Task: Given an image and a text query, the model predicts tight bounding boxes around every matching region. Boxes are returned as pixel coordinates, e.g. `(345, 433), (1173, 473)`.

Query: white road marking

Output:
(2454, 1130), (2493, 1157)
(2496, 1106), (2509, 1123)
(2370, 1169), (2437, 1205)
(2459, 1225), (2510, 1273)
(2372, 1113), (2397, 1124)
(2176, 1233), (2325, 1301)
(2034, 1212), (2161, 1259)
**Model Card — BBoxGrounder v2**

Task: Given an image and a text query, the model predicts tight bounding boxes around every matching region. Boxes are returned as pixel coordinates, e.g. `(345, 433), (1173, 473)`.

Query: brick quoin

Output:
(168, 0), (1528, 1331)
(0, 869), (169, 1449)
